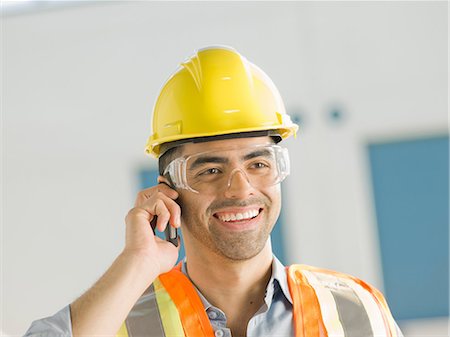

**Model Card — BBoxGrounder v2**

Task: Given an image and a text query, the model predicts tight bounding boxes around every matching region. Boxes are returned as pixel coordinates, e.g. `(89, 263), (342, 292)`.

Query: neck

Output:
(184, 240), (273, 317)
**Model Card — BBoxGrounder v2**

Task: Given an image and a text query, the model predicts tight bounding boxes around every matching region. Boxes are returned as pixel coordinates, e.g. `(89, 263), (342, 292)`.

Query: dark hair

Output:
(157, 131), (282, 175)
(158, 145), (182, 175)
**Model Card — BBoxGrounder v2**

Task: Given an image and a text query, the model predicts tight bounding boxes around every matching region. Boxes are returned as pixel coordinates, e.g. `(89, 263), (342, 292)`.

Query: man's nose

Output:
(224, 169), (254, 198)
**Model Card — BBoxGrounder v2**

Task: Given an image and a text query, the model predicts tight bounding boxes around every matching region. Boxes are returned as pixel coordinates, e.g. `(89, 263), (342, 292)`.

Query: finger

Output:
(135, 191), (181, 232)
(161, 194), (181, 229)
(125, 207), (155, 234)
(153, 199), (171, 232)
(134, 184), (178, 207)
(135, 186), (175, 208)
(142, 192), (181, 229)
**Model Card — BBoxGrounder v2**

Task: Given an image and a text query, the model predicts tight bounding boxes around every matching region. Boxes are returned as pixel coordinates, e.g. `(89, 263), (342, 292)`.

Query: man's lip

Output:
(212, 208), (263, 230)
(213, 207), (262, 217)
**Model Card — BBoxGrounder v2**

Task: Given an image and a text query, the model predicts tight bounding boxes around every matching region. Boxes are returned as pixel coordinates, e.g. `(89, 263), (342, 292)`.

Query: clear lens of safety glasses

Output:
(163, 144), (290, 194)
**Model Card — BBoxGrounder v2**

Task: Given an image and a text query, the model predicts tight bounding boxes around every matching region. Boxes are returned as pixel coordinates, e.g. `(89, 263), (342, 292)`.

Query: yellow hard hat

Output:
(145, 46), (298, 157)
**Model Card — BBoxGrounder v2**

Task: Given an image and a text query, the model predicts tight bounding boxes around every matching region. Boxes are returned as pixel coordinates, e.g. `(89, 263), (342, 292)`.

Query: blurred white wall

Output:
(2, 1), (447, 335)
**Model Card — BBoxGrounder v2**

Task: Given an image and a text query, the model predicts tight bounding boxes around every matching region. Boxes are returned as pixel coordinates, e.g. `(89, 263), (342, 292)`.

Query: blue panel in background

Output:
(368, 135), (449, 320)
(139, 169), (287, 265)
(272, 188), (287, 265)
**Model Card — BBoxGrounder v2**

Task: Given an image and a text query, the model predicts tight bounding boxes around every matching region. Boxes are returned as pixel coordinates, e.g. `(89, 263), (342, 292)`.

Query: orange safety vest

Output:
(117, 264), (398, 337)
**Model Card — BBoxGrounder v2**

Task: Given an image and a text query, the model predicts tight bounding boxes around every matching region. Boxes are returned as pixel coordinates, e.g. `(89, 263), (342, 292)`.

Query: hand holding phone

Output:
(124, 182), (181, 274)
(138, 181), (180, 247)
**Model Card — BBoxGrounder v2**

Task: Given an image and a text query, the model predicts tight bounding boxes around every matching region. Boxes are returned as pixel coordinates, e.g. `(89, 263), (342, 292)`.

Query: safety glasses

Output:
(163, 144), (290, 194)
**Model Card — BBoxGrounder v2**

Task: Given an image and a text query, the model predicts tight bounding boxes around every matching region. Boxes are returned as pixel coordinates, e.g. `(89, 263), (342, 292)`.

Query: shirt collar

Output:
(271, 255), (293, 304)
(181, 255), (293, 310)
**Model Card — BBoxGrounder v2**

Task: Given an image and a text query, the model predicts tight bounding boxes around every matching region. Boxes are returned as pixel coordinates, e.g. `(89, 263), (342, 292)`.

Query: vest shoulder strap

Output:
(119, 264), (214, 337)
(287, 264), (398, 337)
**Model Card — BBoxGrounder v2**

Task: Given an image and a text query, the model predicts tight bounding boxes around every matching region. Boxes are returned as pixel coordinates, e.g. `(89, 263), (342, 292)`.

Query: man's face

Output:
(174, 136), (282, 261)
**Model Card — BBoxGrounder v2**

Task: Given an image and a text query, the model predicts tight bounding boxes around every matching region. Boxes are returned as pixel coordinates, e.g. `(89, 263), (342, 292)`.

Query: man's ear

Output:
(157, 175), (170, 184)
(158, 175), (175, 188)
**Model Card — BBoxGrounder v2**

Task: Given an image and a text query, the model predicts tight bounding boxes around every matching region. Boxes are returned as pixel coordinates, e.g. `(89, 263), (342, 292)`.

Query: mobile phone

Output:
(150, 216), (179, 247)
(164, 224), (178, 247)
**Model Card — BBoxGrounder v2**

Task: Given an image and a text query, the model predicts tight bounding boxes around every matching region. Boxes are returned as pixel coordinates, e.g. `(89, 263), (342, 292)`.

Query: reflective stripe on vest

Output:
(118, 264), (398, 337)
(117, 281), (178, 337)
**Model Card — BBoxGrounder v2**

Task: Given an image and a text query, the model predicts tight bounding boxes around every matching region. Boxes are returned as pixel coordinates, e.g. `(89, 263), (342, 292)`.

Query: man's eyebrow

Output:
(189, 156), (228, 169)
(242, 149), (273, 161)
(189, 149), (273, 169)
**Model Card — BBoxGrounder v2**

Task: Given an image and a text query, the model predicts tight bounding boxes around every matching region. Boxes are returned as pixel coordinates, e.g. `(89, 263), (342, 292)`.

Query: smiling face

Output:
(173, 136), (282, 261)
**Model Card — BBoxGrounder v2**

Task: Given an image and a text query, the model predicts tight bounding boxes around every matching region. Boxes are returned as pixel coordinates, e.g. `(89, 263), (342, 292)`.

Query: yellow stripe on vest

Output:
(154, 277), (186, 337)
(116, 322), (128, 337)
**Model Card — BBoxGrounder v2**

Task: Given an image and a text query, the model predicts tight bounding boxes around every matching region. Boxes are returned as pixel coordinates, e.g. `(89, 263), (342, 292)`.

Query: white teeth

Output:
(217, 209), (259, 222)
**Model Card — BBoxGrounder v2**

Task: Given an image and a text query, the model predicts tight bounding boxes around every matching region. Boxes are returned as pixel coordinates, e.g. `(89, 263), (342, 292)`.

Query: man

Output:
(25, 46), (403, 337)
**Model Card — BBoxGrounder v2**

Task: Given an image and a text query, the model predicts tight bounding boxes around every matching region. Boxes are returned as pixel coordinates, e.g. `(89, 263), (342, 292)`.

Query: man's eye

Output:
(200, 168), (221, 175)
(252, 162), (269, 169)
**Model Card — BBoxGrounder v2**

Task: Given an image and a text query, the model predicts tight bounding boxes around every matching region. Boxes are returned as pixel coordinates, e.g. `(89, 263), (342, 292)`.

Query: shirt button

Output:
(208, 311), (218, 319)
(215, 329), (224, 337)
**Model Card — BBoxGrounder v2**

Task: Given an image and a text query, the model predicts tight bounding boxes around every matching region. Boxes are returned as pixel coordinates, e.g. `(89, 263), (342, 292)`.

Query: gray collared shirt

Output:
(24, 256), (403, 337)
